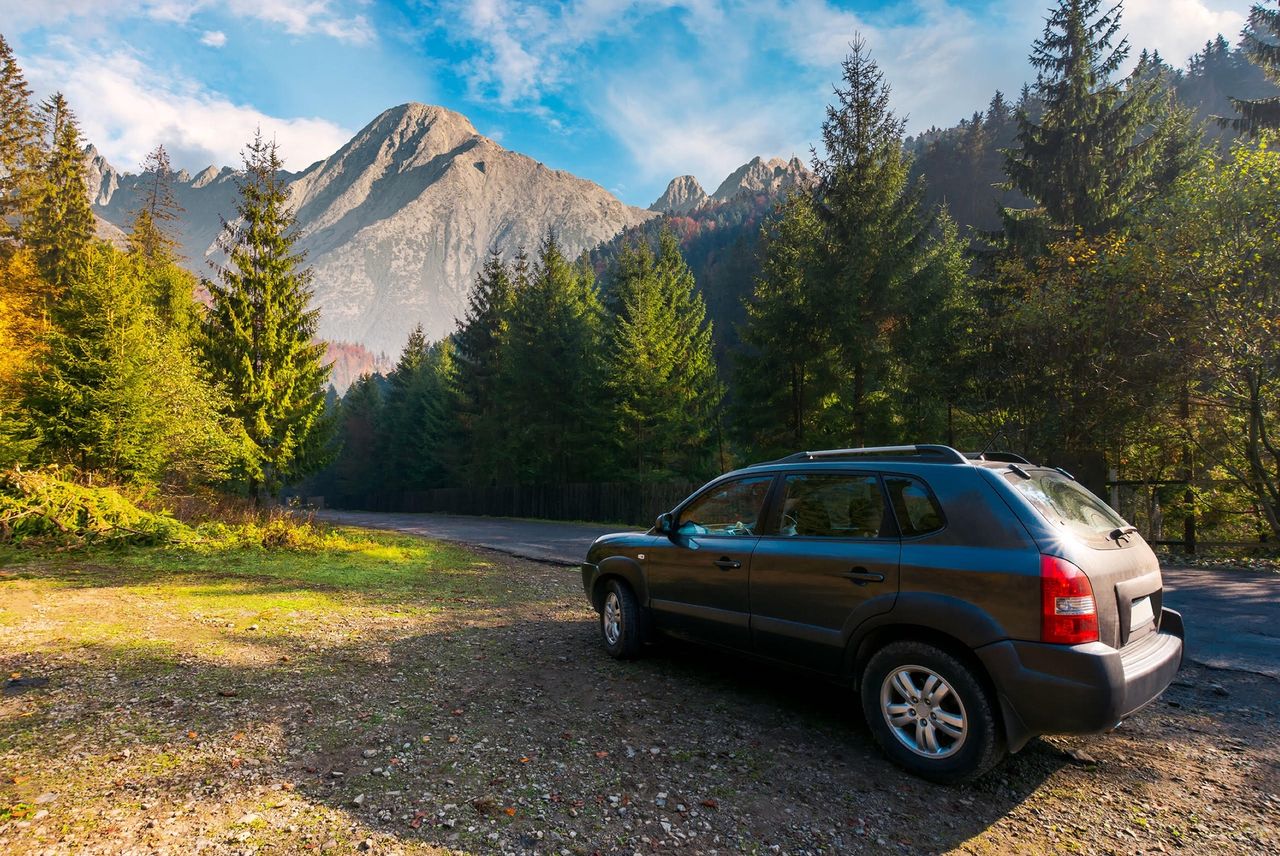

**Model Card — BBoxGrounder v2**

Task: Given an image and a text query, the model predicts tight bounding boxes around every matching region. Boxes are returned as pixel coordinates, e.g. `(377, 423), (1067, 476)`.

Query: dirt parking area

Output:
(1, 533), (1277, 855)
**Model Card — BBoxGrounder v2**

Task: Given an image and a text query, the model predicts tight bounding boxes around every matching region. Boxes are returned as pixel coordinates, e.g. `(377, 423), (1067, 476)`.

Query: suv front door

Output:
(644, 475), (776, 649)
(750, 472), (901, 673)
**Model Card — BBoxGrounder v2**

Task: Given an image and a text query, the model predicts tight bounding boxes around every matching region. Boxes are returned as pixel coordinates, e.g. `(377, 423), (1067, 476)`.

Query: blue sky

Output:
(1, 0), (1250, 207)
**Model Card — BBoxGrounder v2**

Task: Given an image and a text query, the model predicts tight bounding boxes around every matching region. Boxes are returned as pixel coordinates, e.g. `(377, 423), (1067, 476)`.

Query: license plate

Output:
(1130, 595), (1155, 632)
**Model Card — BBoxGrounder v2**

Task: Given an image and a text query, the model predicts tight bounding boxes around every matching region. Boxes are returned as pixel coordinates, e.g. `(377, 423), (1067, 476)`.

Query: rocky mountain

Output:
(89, 103), (656, 355)
(649, 175), (708, 214)
(710, 156), (811, 202)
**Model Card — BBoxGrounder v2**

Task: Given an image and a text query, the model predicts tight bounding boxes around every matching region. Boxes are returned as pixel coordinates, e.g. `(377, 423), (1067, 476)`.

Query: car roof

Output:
(723, 444), (1039, 481)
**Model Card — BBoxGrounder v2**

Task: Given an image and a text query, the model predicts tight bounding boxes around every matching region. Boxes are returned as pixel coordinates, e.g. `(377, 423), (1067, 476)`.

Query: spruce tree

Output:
(733, 193), (838, 457)
(379, 325), (455, 492)
(23, 242), (247, 484)
(0, 34), (41, 243)
(201, 132), (331, 499)
(1228, 2), (1280, 133)
(497, 233), (607, 483)
(454, 249), (516, 485)
(23, 93), (93, 292)
(129, 144), (184, 263)
(815, 37), (944, 444)
(332, 374), (383, 505)
(1003, 0), (1188, 240)
(605, 229), (723, 481)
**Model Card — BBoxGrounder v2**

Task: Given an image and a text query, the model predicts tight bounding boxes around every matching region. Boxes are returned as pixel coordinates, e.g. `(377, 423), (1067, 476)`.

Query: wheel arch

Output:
(589, 556), (648, 611)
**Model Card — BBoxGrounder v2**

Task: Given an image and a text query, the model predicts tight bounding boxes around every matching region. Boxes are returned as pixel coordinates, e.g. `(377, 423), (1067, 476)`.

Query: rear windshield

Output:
(1005, 470), (1128, 545)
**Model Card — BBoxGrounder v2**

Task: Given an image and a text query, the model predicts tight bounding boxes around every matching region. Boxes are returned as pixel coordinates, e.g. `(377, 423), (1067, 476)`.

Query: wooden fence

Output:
(349, 482), (702, 527)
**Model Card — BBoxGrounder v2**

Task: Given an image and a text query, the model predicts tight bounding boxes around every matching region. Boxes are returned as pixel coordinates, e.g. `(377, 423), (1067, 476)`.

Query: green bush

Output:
(0, 468), (193, 547)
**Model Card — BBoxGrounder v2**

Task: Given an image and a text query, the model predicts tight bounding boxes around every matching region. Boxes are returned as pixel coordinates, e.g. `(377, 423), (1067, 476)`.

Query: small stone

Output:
(1209, 683), (1229, 697)
(362, 748), (379, 758)
(1065, 748), (1097, 765)
(236, 813), (259, 825)
(33, 793), (56, 805)
(352, 794), (366, 807)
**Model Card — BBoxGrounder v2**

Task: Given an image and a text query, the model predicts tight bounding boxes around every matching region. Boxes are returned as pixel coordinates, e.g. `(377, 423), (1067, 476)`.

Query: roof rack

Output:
(759, 444), (970, 466)
(963, 451), (1032, 464)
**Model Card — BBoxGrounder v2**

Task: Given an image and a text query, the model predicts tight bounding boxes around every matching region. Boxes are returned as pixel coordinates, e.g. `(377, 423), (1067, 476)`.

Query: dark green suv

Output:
(580, 445), (1185, 782)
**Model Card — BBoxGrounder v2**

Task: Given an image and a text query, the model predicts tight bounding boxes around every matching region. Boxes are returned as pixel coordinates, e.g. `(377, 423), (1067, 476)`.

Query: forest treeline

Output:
(316, 0), (1280, 544)
(4, 1), (1280, 546)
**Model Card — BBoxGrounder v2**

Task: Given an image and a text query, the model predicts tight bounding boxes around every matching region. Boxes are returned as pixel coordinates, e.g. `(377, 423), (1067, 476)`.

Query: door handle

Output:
(714, 557), (742, 570)
(839, 568), (885, 585)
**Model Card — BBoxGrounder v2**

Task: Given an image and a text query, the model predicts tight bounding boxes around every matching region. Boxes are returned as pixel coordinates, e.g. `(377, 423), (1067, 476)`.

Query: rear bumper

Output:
(977, 607), (1185, 752)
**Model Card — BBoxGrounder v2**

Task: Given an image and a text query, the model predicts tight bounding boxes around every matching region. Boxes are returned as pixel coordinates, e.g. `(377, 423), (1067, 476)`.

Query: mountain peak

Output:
(711, 155), (812, 202)
(649, 175), (708, 215)
(372, 102), (479, 140)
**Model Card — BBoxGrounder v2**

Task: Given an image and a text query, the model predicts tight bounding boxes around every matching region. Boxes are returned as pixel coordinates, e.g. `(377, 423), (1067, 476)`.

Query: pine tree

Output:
(22, 243), (248, 484)
(23, 93), (93, 292)
(496, 232), (607, 483)
(201, 131), (332, 499)
(1003, 0), (1189, 240)
(0, 34), (41, 243)
(378, 325), (454, 492)
(733, 193), (839, 457)
(1227, 2), (1280, 133)
(453, 250), (516, 485)
(332, 374), (383, 505)
(814, 36), (944, 444)
(128, 144), (184, 264)
(605, 229), (723, 481)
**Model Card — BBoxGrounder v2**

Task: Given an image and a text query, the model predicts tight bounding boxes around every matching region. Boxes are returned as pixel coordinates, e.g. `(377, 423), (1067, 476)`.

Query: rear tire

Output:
(860, 640), (1005, 784)
(599, 579), (643, 659)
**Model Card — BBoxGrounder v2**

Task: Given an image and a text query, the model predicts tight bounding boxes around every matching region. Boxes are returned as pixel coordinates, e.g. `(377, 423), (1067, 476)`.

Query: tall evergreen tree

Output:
(23, 93), (93, 292)
(201, 132), (331, 499)
(496, 233), (607, 484)
(0, 34), (41, 244)
(379, 325), (456, 491)
(1003, 0), (1191, 241)
(22, 243), (248, 484)
(605, 229), (723, 481)
(331, 374), (383, 505)
(1227, 2), (1280, 133)
(453, 250), (516, 485)
(732, 193), (836, 457)
(129, 144), (184, 263)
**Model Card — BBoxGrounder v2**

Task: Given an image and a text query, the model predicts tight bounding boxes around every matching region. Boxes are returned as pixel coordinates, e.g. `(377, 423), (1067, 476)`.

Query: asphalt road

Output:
(316, 510), (1278, 679)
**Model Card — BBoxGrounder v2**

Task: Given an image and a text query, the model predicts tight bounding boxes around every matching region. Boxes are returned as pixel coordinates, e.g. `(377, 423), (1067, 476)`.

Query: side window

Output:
(885, 476), (945, 537)
(778, 474), (887, 538)
(677, 476), (774, 536)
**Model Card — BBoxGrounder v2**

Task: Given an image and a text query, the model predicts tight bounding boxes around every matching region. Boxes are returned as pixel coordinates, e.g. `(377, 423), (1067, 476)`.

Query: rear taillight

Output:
(1040, 554), (1099, 644)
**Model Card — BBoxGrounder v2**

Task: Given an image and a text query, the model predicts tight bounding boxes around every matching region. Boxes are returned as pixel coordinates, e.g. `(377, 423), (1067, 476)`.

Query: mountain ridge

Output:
(89, 102), (807, 356)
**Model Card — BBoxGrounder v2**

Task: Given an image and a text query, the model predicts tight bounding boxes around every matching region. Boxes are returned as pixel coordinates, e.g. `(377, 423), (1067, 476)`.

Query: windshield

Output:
(1005, 470), (1128, 545)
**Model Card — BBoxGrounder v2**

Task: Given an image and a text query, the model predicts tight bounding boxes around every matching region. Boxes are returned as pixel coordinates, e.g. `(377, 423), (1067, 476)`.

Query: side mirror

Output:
(655, 512), (675, 535)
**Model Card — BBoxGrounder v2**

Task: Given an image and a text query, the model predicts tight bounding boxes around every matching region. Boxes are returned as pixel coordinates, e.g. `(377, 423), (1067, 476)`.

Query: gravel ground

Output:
(1, 543), (1277, 855)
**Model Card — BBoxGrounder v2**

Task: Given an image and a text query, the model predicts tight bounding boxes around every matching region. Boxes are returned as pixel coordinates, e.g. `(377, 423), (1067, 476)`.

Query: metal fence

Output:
(349, 481), (702, 527)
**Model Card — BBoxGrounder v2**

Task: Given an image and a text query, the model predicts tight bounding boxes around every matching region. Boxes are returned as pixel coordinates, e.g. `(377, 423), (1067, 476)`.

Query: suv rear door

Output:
(749, 471), (900, 673)
(644, 474), (776, 649)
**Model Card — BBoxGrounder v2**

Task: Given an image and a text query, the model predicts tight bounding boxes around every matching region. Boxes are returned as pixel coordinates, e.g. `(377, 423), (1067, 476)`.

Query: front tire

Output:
(599, 579), (643, 659)
(860, 640), (1004, 784)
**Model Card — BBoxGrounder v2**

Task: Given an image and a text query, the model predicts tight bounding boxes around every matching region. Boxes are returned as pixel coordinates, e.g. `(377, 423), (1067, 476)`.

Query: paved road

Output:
(317, 510), (1278, 679)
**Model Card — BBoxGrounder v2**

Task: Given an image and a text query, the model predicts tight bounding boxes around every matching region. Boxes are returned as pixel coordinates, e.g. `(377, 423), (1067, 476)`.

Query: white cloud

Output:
(200, 30), (228, 47)
(22, 41), (353, 173)
(0, 0), (375, 44)
(1121, 0), (1245, 65)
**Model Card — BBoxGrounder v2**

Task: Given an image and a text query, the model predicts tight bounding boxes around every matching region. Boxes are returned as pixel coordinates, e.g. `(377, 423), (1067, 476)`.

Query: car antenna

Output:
(977, 420), (1013, 458)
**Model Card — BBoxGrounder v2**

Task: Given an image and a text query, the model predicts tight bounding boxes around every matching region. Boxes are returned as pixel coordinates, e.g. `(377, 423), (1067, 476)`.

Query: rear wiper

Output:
(1108, 526), (1139, 542)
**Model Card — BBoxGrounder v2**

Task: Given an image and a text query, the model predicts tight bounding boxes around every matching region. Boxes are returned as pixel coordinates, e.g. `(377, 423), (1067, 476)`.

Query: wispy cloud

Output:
(0, 0), (376, 44)
(429, 0), (1250, 192)
(22, 39), (354, 173)
(199, 30), (228, 48)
